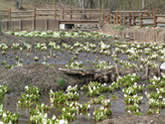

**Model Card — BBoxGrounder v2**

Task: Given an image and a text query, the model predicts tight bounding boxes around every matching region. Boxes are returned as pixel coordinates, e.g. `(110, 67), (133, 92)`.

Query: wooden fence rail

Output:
(0, 8), (165, 31)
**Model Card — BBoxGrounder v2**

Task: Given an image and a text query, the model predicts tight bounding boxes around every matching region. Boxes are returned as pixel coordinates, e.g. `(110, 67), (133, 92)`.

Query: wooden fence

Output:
(0, 8), (165, 31)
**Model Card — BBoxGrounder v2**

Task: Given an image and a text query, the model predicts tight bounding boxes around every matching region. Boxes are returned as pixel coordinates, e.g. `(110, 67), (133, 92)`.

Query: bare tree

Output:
(142, 0), (145, 9)
(16, 0), (23, 9)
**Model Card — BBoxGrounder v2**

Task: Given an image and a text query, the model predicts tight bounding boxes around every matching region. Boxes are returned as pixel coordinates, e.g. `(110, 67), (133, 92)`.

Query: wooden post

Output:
(116, 12), (119, 24)
(110, 13), (113, 24)
(54, 0), (56, 19)
(45, 19), (48, 30)
(0, 18), (1, 33)
(129, 13), (132, 26)
(140, 12), (143, 28)
(7, 8), (11, 30)
(133, 14), (136, 26)
(20, 19), (23, 31)
(154, 15), (157, 27)
(114, 13), (116, 24)
(102, 9), (105, 21)
(54, 8), (56, 19)
(107, 14), (110, 24)
(70, 8), (72, 20)
(6, 21), (9, 30)
(124, 16), (126, 25)
(100, 8), (103, 21)
(33, 8), (36, 30)
(8, 8), (11, 20)
(120, 15), (122, 25)
(62, 8), (64, 20)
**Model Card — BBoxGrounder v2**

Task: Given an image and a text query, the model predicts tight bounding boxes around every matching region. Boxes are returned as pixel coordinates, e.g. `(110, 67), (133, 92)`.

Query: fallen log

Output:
(58, 67), (117, 82)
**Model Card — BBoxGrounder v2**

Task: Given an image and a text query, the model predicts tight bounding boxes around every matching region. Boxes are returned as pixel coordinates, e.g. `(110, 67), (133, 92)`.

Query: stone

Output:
(160, 63), (165, 70)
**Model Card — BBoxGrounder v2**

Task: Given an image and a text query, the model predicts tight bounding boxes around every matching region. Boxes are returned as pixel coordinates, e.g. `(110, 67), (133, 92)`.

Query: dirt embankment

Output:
(0, 63), (91, 94)
(99, 114), (165, 124)
(102, 24), (165, 42)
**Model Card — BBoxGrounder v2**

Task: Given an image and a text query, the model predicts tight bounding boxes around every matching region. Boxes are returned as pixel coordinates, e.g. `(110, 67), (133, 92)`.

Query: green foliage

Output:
(93, 107), (112, 121)
(57, 77), (67, 89)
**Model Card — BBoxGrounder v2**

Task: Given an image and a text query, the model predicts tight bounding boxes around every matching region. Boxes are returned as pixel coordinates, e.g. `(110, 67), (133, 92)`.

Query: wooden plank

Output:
(11, 15), (34, 18)
(141, 17), (153, 19)
(0, 10), (8, 12)
(60, 13), (103, 15)
(36, 13), (54, 16)
(37, 9), (55, 11)
(156, 15), (165, 17)
(157, 21), (165, 24)
(59, 20), (99, 24)
(0, 14), (8, 16)
(112, 11), (150, 13)
(142, 23), (154, 26)
(12, 11), (33, 13)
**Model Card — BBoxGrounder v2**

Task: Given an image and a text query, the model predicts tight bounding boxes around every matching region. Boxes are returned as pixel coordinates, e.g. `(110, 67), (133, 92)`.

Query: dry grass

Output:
(0, 0), (68, 10)
(0, 0), (16, 9)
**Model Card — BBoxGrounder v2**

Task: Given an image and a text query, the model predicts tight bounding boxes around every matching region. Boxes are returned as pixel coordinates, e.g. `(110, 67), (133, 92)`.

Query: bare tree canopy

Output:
(19, 0), (165, 11)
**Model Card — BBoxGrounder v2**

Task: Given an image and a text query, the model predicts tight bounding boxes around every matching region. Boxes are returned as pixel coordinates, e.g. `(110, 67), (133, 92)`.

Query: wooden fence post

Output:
(120, 15), (122, 25)
(70, 8), (72, 20)
(154, 15), (157, 27)
(54, 8), (56, 19)
(6, 21), (9, 31)
(140, 12), (143, 28)
(116, 12), (119, 24)
(124, 16), (126, 25)
(20, 19), (23, 31)
(114, 13), (117, 24)
(129, 13), (132, 26)
(62, 8), (64, 20)
(110, 13), (112, 24)
(102, 9), (105, 21)
(7, 8), (11, 30)
(0, 18), (1, 33)
(33, 8), (36, 30)
(133, 14), (136, 26)
(8, 8), (11, 20)
(45, 19), (48, 30)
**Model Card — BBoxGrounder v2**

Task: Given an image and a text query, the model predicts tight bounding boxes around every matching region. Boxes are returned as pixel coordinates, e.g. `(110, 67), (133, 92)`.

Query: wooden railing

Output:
(0, 8), (165, 28)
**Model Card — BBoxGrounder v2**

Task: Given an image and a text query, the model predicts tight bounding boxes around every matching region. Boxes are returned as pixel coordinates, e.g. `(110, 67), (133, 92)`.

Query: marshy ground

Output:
(0, 32), (164, 124)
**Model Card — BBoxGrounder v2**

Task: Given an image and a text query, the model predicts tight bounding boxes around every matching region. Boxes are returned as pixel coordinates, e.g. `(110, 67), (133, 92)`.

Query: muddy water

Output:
(2, 90), (126, 124)
(0, 49), (164, 123)
(0, 36), (164, 123)
(4, 86), (164, 124)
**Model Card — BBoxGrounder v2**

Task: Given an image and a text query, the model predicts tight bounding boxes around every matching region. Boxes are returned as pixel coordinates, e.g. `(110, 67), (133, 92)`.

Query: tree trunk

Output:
(89, 0), (94, 8)
(16, 0), (23, 9)
(79, 0), (87, 19)
(0, 21), (2, 34)
(142, 0), (145, 9)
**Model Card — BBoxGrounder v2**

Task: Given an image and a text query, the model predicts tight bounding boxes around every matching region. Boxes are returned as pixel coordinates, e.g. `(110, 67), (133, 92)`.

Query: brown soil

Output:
(102, 24), (165, 42)
(99, 114), (165, 124)
(0, 63), (87, 93)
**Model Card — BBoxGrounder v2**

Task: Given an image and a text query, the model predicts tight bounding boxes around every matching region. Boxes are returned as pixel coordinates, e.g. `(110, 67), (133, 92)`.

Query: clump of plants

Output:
(17, 86), (40, 108)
